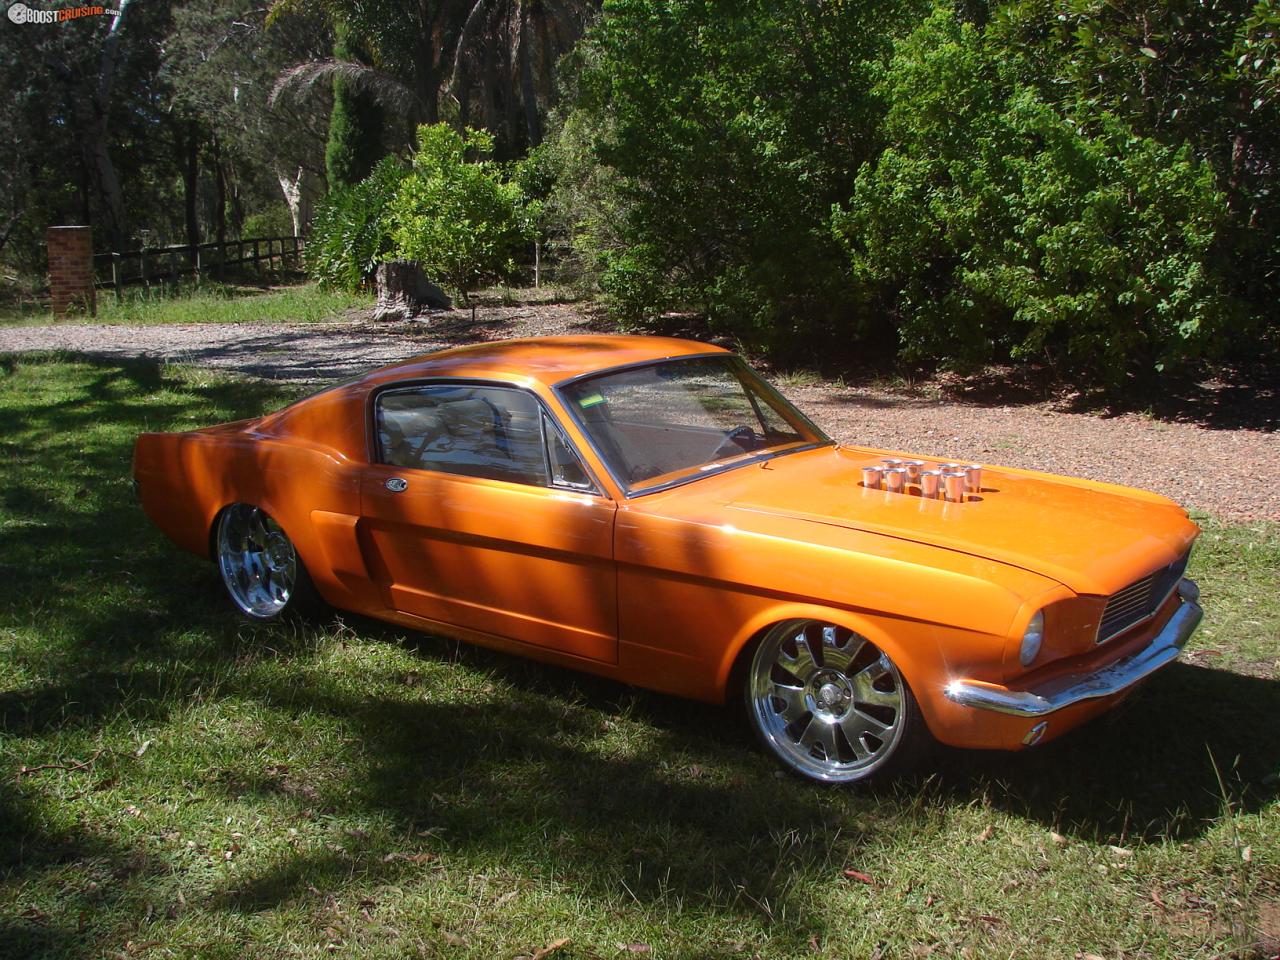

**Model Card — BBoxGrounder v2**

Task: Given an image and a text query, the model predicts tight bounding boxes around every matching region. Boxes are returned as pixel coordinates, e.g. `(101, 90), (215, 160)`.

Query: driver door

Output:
(358, 382), (618, 663)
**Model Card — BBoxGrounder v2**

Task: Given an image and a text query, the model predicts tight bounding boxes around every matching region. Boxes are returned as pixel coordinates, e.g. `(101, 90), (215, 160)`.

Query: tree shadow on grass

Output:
(210, 649), (848, 937)
(401, 635), (1280, 844)
(194, 613), (1280, 934)
(7, 522), (1277, 955)
(0, 777), (175, 960)
(930, 661), (1280, 842)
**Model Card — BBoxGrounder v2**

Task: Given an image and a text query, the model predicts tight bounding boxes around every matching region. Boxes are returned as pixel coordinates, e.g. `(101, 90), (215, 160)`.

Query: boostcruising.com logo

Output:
(7, 2), (119, 24)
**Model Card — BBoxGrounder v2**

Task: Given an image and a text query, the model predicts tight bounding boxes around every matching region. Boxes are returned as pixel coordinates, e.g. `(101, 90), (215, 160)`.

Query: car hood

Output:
(702, 445), (1197, 596)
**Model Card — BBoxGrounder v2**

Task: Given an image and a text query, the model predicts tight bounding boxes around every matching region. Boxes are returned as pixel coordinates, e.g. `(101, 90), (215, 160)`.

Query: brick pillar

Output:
(46, 226), (96, 317)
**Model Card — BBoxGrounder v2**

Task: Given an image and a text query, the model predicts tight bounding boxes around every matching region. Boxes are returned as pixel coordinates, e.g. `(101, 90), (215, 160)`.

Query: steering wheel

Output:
(711, 425), (758, 461)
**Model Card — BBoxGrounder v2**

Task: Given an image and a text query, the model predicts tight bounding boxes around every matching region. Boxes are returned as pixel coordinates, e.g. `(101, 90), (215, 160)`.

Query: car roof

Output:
(357, 334), (731, 388)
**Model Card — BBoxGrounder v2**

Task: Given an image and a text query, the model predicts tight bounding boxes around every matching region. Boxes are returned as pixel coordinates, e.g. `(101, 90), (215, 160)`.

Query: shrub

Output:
(557, 0), (919, 352)
(832, 6), (1234, 383)
(241, 205), (294, 240)
(989, 0), (1280, 317)
(388, 124), (536, 302)
(306, 155), (407, 291)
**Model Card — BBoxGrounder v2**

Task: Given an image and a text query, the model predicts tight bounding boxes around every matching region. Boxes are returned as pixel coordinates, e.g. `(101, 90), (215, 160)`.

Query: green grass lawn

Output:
(0, 281), (372, 328)
(0, 354), (1276, 960)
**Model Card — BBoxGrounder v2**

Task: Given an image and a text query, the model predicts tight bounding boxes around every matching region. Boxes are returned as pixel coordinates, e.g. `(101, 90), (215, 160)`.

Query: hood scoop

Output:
(862, 459), (984, 503)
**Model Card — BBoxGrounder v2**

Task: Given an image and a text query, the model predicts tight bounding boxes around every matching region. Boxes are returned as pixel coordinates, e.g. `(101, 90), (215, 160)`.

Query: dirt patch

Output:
(1, 302), (1275, 522)
(1256, 897), (1280, 960)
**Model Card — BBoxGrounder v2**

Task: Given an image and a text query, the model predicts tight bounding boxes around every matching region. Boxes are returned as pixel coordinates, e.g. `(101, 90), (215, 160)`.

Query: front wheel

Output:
(744, 619), (928, 784)
(214, 504), (320, 621)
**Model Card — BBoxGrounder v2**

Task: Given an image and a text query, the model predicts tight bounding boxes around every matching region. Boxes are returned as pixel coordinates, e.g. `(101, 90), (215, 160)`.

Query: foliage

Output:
(306, 125), (535, 299)
(270, 0), (598, 159)
(509, 139), (589, 285)
(987, 0), (1280, 321)
(833, 7), (1235, 382)
(389, 124), (537, 301)
(165, 0), (333, 240)
(307, 157), (408, 291)
(325, 81), (383, 187)
(536, 76), (631, 294)
(7, 0), (1277, 386)
(324, 23), (386, 187)
(241, 206), (296, 240)
(0, 0), (170, 261)
(547, 0), (1277, 383)
(0, 0), (333, 267)
(560, 0), (922, 353)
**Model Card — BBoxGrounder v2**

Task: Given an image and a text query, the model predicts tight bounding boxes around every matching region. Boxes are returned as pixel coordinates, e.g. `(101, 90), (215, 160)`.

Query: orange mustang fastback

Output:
(134, 335), (1203, 783)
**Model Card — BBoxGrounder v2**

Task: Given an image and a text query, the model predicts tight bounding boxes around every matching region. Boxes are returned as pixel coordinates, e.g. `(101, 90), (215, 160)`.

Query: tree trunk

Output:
(182, 119), (200, 261)
(497, 11), (521, 152)
(210, 139), (227, 278)
(80, 114), (126, 252)
(518, 7), (543, 147)
(457, 79), (472, 129)
(0, 214), (19, 256)
(226, 156), (245, 237)
(211, 140), (227, 248)
(77, 162), (91, 228)
(277, 166), (306, 238)
(480, 31), (501, 136)
(535, 10), (556, 113)
(82, 0), (134, 252)
(414, 31), (440, 124)
(375, 260), (452, 320)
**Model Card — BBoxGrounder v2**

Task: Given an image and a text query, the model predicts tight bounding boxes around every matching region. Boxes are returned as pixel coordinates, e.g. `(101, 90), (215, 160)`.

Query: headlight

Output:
(1019, 610), (1045, 667)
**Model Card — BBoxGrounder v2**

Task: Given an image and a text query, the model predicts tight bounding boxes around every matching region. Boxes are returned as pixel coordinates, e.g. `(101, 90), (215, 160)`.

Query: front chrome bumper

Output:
(944, 579), (1203, 718)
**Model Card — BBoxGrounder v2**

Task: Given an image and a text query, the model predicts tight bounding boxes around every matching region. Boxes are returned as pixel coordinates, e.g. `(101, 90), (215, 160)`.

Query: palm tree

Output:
(270, 0), (598, 156)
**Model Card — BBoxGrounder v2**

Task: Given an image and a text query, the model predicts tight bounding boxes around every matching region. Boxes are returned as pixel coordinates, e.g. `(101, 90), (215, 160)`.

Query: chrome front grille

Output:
(1097, 551), (1190, 644)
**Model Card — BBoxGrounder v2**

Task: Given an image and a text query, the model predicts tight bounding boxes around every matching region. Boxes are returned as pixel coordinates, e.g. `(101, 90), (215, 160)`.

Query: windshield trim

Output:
(553, 354), (833, 499)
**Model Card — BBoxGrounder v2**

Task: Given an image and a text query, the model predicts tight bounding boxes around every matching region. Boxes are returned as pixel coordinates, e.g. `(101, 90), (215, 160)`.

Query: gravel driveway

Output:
(2, 306), (1276, 522)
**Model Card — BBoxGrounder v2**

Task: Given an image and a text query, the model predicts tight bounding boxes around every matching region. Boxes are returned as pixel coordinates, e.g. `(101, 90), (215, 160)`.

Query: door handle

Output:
(384, 477), (408, 493)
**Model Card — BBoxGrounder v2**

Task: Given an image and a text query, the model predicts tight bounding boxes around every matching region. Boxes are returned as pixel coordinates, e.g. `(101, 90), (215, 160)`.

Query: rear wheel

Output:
(214, 504), (319, 621)
(744, 619), (927, 784)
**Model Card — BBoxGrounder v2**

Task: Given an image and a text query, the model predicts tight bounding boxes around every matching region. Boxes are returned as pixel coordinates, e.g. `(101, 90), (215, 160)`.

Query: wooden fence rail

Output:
(92, 235), (304, 299)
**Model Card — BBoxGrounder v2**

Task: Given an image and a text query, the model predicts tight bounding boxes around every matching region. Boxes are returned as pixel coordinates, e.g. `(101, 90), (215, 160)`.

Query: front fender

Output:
(712, 598), (1023, 745)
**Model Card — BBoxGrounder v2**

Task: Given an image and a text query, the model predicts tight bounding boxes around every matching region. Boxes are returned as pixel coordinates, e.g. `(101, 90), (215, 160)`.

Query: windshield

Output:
(558, 355), (828, 493)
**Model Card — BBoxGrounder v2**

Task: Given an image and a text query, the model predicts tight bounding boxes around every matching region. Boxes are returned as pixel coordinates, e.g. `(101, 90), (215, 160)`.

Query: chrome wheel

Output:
(747, 620), (910, 783)
(215, 504), (298, 620)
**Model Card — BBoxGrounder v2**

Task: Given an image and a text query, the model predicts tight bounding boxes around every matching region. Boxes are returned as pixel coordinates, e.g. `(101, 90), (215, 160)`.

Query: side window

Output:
(377, 384), (548, 486)
(543, 414), (592, 490)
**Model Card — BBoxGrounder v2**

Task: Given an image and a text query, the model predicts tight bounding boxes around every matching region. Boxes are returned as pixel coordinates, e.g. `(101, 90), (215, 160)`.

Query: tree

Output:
(306, 124), (535, 299)
(271, 0), (599, 158)
(325, 22), (386, 187)
(446, 0), (599, 153)
(165, 0), (334, 237)
(31, 0), (138, 251)
(556, 0), (919, 353)
(307, 156), (408, 290)
(389, 124), (536, 301)
(832, 5), (1233, 382)
(987, 0), (1280, 314)
(1, 0), (186, 261)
